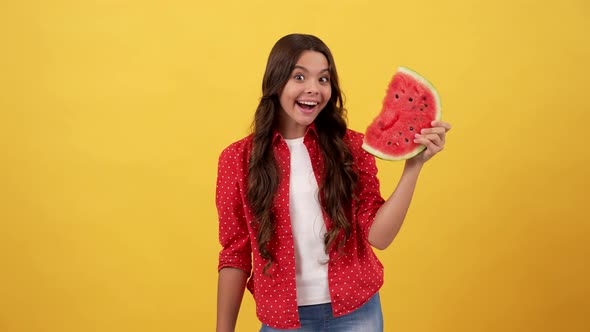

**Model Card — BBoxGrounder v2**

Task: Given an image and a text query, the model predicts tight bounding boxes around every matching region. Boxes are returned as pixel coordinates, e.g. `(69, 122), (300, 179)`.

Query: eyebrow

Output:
(293, 65), (330, 74)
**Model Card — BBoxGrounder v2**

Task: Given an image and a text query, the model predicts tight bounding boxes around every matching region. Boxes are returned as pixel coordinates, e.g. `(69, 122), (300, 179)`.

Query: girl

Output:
(216, 34), (451, 332)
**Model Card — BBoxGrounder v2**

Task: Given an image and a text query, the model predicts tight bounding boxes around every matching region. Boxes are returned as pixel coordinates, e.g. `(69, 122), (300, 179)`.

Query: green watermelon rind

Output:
(362, 66), (442, 161)
(362, 141), (427, 161)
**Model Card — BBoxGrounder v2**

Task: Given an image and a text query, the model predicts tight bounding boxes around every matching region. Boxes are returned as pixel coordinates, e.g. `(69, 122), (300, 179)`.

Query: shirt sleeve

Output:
(350, 133), (386, 242)
(216, 144), (252, 275)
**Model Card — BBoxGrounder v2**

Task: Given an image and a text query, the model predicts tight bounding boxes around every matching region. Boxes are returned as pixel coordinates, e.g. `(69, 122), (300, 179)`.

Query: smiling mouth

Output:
(297, 100), (318, 111)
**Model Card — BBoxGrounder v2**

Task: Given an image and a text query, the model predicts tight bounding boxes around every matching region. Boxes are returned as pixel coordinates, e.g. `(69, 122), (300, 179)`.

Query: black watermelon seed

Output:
(409, 97), (413, 102)
(410, 127), (414, 131)
(395, 94), (399, 99)
(405, 138), (409, 143)
(387, 141), (392, 145)
(398, 132), (402, 136)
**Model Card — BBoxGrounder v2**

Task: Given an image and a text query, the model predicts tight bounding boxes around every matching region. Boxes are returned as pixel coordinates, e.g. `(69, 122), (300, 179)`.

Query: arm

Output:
(215, 143), (253, 332)
(368, 121), (451, 250)
(217, 267), (248, 332)
(368, 160), (422, 249)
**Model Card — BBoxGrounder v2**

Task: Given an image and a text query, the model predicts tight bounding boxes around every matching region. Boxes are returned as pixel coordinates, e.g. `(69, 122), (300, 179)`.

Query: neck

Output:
(276, 123), (308, 139)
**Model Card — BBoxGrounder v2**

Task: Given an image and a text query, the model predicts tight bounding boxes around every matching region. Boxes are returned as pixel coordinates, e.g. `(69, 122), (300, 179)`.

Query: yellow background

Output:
(1, 0), (588, 331)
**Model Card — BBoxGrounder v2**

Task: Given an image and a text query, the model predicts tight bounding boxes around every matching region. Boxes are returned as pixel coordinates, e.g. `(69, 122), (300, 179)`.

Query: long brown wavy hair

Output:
(247, 34), (358, 274)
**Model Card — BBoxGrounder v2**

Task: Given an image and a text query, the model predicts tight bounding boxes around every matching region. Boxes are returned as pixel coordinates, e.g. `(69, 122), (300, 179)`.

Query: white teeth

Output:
(298, 101), (318, 106)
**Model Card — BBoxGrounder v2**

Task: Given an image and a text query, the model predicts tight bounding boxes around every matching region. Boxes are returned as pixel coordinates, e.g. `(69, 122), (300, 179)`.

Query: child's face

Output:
(277, 50), (331, 139)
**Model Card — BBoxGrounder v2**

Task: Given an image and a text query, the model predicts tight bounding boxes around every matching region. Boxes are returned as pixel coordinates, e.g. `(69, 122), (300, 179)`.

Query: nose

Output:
(305, 80), (320, 94)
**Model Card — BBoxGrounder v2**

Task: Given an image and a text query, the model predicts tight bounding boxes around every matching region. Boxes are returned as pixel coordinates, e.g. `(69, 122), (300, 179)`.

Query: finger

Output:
(420, 127), (446, 135)
(415, 133), (442, 146)
(431, 121), (452, 132)
(414, 136), (442, 152)
(420, 128), (446, 146)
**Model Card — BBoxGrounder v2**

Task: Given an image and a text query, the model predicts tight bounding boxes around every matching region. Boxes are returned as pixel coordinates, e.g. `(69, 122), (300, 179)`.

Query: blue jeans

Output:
(260, 293), (383, 332)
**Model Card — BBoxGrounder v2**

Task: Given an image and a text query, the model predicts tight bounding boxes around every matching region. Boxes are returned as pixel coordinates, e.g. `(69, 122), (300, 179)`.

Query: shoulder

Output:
(344, 128), (366, 150)
(344, 128), (379, 170)
(218, 134), (253, 164)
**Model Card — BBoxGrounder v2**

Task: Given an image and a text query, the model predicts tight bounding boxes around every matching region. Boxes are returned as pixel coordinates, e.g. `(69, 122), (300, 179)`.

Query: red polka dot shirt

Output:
(216, 125), (386, 329)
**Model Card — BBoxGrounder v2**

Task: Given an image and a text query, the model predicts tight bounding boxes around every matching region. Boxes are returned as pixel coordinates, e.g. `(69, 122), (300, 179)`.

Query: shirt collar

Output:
(272, 123), (319, 145)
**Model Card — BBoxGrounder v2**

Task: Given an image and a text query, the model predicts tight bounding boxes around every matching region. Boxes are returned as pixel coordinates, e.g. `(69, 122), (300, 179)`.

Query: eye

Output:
(319, 77), (330, 83)
(293, 74), (304, 81)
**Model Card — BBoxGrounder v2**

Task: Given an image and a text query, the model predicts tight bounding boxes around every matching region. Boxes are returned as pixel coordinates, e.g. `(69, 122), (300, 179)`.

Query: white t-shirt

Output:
(285, 137), (331, 306)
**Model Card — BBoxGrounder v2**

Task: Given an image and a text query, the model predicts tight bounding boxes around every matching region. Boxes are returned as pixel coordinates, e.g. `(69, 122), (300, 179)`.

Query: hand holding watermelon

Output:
(408, 120), (451, 164)
(363, 67), (450, 163)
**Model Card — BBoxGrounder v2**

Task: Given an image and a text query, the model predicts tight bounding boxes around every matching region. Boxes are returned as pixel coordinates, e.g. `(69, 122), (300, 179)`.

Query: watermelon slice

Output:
(362, 67), (442, 160)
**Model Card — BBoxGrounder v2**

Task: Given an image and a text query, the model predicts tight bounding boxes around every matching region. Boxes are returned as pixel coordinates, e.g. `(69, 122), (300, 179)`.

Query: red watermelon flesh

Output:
(362, 67), (442, 160)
